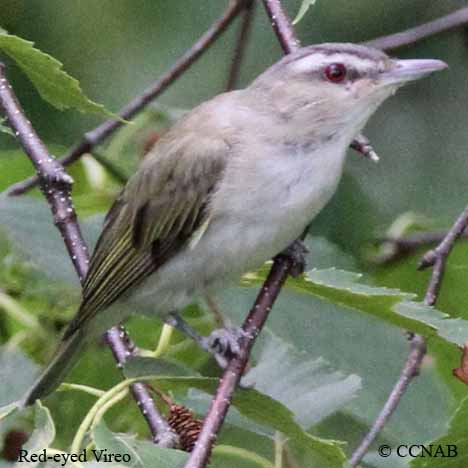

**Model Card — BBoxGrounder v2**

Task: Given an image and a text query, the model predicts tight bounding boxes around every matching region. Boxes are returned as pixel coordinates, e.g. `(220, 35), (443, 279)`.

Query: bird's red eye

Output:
(325, 63), (347, 83)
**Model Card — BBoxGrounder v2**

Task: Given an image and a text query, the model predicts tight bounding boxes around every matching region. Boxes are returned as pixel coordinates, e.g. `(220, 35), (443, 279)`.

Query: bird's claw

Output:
(276, 239), (309, 277)
(206, 327), (247, 368)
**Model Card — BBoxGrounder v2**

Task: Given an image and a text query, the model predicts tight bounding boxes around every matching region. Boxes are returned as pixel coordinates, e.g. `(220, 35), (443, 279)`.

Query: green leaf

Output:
(92, 421), (188, 468)
(243, 266), (468, 348)
(358, 450), (410, 467)
(0, 402), (19, 422)
(0, 32), (116, 117)
(292, 0), (316, 25)
(83, 463), (127, 468)
(0, 346), (38, 407)
(243, 331), (361, 428)
(123, 356), (195, 378)
(0, 194), (100, 287)
(300, 269), (468, 347)
(411, 394), (468, 467)
(121, 372), (347, 467)
(20, 402), (56, 467)
(0, 117), (14, 137)
(371, 240), (468, 400)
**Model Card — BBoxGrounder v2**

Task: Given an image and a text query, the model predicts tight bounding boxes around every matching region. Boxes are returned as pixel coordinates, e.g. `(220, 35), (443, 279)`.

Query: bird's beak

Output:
(381, 59), (448, 85)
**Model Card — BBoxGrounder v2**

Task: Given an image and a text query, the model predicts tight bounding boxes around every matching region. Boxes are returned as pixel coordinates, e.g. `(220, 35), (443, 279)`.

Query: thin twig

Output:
(364, 6), (468, 51)
(5, 0), (247, 197)
(349, 335), (426, 466)
(350, 134), (380, 163)
(0, 64), (172, 444)
(186, 257), (293, 467)
(261, 0), (300, 53)
(372, 229), (468, 265)
(350, 206), (468, 466)
(106, 326), (177, 446)
(226, 0), (255, 91)
(419, 206), (468, 305)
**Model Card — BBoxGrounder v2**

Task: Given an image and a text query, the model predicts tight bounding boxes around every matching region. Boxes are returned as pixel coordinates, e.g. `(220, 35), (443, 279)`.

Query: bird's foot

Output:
(165, 312), (246, 368)
(206, 326), (247, 368)
(276, 239), (309, 277)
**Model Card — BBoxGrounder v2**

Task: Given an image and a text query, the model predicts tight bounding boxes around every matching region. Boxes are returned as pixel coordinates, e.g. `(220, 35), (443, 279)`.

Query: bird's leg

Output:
(164, 311), (246, 368)
(204, 293), (230, 328)
(275, 239), (309, 277)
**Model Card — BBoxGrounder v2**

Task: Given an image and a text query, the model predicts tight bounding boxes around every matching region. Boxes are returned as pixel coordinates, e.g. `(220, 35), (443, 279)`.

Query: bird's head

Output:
(250, 43), (447, 144)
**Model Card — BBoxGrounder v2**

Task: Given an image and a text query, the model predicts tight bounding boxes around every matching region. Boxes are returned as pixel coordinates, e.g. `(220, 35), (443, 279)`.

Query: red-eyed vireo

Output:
(23, 43), (447, 406)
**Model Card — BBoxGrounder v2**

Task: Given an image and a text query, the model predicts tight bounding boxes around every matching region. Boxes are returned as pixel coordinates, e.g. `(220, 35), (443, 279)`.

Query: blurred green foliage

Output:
(1, 1), (468, 467)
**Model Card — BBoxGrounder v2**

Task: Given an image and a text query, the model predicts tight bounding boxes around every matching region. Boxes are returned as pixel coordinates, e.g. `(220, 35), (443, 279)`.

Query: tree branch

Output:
(5, 0), (247, 197)
(364, 6), (468, 51)
(350, 206), (468, 466)
(105, 326), (177, 446)
(261, 0), (300, 53)
(226, 0), (255, 91)
(0, 65), (88, 282)
(185, 257), (293, 467)
(0, 64), (173, 445)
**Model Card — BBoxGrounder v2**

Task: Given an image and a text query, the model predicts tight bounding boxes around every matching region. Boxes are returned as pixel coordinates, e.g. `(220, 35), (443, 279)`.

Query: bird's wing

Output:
(63, 134), (228, 338)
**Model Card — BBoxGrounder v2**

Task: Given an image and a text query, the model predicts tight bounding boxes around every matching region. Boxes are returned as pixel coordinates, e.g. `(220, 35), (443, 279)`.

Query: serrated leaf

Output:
(0, 33), (116, 117)
(92, 421), (188, 468)
(410, 395), (468, 468)
(120, 373), (347, 467)
(292, 0), (316, 25)
(243, 331), (361, 428)
(243, 266), (468, 348)
(301, 269), (468, 347)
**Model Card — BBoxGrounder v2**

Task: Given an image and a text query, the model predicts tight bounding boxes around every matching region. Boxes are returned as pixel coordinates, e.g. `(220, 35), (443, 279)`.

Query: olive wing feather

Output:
(63, 138), (227, 338)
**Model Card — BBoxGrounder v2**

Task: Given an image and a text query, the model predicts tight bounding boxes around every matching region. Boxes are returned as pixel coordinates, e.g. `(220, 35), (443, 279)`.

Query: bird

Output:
(23, 42), (447, 406)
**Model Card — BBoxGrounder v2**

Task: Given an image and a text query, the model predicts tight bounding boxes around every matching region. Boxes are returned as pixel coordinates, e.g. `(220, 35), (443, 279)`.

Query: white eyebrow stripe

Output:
(291, 53), (376, 74)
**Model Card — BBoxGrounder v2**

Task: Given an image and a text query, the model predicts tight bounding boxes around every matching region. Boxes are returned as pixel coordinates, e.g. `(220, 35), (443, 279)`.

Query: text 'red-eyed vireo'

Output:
(23, 43), (447, 406)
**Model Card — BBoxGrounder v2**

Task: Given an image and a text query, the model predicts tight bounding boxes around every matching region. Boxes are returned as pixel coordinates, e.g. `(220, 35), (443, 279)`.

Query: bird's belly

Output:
(130, 211), (301, 314)
(130, 145), (347, 312)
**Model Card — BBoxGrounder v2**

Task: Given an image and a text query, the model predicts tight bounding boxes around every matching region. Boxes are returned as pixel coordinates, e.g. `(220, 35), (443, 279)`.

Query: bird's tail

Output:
(22, 329), (86, 407)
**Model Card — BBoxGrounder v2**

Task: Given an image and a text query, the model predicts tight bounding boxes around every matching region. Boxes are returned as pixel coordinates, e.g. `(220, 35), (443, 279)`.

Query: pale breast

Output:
(130, 135), (349, 311)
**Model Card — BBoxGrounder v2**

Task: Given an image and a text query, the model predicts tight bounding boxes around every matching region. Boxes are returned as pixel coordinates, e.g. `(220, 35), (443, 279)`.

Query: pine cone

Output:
(167, 403), (203, 452)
